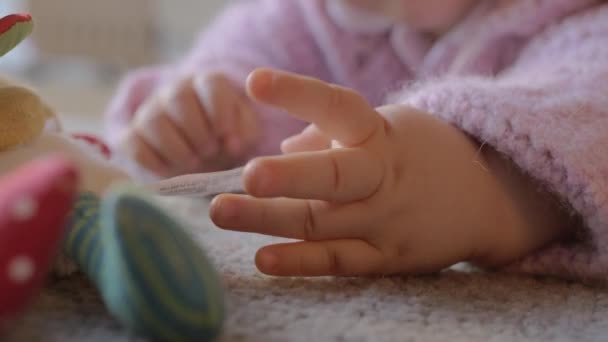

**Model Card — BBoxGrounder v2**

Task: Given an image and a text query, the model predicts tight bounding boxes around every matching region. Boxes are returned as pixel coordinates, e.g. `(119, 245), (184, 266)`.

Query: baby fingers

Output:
(281, 125), (330, 153)
(255, 240), (385, 276)
(163, 79), (217, 158)
(135, 114), (197, 172)
(118, 130), (169, 176)
(247, 68), (383, 147)
(243, 148), (384, 202)
(210, 195), (373, 240)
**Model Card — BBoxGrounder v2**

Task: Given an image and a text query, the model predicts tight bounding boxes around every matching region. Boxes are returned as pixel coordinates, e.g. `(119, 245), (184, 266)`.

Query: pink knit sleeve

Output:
(105, 0), (326, 156)
(392, 8), (608, 281)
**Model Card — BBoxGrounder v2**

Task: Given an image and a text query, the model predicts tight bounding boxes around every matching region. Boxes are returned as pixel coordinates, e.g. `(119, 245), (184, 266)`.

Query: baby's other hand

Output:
(210, 69), (568, 277)
(116, 73), (259, 177)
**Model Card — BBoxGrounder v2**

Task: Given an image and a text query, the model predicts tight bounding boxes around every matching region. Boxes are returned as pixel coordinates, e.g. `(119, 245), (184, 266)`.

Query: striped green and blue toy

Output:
(64, 189), (225, 342)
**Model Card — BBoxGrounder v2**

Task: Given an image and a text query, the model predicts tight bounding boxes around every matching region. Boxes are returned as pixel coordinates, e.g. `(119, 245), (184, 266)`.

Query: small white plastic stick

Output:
(147, 167), (245, 197)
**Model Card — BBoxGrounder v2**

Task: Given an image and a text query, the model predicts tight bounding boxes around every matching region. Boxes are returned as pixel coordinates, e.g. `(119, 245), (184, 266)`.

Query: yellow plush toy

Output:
(0, 77), (55, 150)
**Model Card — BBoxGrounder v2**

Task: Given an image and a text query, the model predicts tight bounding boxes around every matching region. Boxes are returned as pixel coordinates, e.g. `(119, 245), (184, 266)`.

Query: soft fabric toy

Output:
(0, 13), (33, 65)
(0, 13), (225, 341)
(0, 157), (78, 327)
(0, 12), (73, 328)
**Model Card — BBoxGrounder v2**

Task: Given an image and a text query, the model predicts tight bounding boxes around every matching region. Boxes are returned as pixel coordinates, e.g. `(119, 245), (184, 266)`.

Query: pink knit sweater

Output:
(105, 0), (608, 281)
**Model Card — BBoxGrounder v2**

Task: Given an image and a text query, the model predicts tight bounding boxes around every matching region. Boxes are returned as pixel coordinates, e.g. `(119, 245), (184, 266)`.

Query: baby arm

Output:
(392, 6), (608, 280)
(209, 7), (608, 280)
(106, 0), (324, 178)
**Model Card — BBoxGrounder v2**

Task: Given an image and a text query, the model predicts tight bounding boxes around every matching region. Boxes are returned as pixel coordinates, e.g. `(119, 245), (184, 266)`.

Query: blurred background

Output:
(0, 0), (230, 134)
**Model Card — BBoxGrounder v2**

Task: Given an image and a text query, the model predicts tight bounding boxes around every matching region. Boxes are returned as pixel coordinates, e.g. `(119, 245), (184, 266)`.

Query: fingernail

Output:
(248, 69), (274, 100)
(244, 160), (273, 196)
(280, 138), (294, 153)
(257, 250), (279, 273)
(210, 197), (237, 226)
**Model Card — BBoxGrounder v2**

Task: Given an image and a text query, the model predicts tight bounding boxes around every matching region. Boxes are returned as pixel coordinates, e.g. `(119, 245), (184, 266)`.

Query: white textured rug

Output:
(7, 198), (608, 342)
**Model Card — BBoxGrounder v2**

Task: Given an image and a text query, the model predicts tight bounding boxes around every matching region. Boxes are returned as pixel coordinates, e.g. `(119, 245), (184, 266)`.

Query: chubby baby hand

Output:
(116, 73), (260, 177)
(210, 69), (569, 277)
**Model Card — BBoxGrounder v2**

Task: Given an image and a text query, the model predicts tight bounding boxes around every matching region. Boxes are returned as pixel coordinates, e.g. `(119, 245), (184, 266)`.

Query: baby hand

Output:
(116, 73), (259, 177)
(210, 69), (568, 277)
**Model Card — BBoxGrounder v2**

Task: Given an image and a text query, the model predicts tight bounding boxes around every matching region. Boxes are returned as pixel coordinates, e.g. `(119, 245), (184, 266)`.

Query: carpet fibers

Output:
(6, 198), (608, 342)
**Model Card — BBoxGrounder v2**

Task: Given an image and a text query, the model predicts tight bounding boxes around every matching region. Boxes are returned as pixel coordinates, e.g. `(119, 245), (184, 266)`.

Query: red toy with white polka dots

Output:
(0, 157), (78, 326)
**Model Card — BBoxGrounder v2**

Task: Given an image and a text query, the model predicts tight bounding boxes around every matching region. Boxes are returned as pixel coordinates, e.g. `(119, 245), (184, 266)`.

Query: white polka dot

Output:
(8, 256), (36, 284)
(12, 196), (38, 221)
